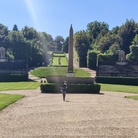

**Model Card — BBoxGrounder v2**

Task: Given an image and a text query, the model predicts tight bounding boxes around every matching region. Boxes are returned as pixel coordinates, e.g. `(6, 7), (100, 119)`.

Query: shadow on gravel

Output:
(41, 92), (105, 95)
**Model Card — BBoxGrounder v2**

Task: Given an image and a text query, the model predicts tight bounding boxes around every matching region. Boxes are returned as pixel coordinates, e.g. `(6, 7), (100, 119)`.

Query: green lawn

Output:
(100, 83), (138, 101)
(53, 53), (65, 57)
(0, 82), (39, 91)
(0, 81), (39, 110)
(52, 57), (68, 66)
(100, 83), (138, 94)
(31, 67), (91, 77)
(74, 68), (90, 77)
(0, 93), (24, 110)
(125, 96), (138, 100)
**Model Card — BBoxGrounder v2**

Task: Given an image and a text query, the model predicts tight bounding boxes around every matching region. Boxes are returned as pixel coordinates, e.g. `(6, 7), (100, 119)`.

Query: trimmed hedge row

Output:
(46, 76), (95, 84)
(87, 50), (99, 70)
(95, 76), (138, 85)
(40, 83), (101, 94)
(0, 73), (28, 82)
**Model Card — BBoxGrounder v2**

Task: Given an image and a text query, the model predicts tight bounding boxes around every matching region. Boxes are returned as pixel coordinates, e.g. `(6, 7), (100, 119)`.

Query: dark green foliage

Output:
(46, 76), (94, 84)
(87, 50), (99, 70)
(12, 24), (18, 31)
(62, 37), (69, 53)
(79, 57), (87, 67)
(87, 21), (109, 42)
(74, 31), (90, 67)
(0, 73), (28, 82)
(1, 19), (138, 69)
(126, 45), (138, 62)
(95, 76), (138, 85)
(40, 83), (101, 94)
(118, 19), (138, 54)
(53, 36), (64, 51)
(98, 53), (118, 63)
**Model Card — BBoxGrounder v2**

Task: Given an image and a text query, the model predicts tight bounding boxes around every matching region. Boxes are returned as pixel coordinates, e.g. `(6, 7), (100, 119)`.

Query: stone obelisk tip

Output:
(67, 24), (74, 77)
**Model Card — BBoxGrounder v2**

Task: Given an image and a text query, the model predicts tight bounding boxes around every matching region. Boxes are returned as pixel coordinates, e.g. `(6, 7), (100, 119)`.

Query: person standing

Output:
(61, 81), (67, 101)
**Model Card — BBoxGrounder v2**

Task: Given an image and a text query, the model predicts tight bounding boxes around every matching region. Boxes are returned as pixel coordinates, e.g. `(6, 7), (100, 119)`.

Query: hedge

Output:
(40, 83), (101, 94)
(79, 57), (87, 67)
(0, 73), (28, 82)
(87, 50), (99, 70)
(95, 76), (138, 85)
(98, 54), (118, 63)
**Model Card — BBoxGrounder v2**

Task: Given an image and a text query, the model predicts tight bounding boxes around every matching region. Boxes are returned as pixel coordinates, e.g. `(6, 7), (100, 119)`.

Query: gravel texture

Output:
(0, 89), (138, 138)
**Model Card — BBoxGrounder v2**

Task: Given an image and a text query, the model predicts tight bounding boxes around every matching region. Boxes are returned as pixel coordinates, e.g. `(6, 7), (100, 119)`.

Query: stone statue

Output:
(0, 47), (5, 59)
(58, 57), (61, 67)
(118, 50), (126, 62)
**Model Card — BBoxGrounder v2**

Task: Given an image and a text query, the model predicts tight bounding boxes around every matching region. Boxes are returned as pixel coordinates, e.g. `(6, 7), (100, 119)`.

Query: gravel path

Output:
(0, 89), (138, 138)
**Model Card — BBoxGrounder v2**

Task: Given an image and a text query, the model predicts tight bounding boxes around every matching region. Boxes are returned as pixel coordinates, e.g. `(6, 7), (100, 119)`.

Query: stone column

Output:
(67, 24), (74, 77)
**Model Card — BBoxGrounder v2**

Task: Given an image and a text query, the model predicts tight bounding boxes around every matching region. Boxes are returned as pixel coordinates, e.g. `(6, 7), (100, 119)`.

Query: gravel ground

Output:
(0, 89), (138, 138)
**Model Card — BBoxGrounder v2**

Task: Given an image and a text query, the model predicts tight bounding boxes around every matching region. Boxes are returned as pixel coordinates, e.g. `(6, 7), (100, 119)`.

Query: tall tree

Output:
(8, 31), (26, 60)
(12, 24), (18, 31)
(132, 34), (138, 45)
(62, 37), (69, 53)
(0, 23), (9, 43)
(74, 30), (90, 67)
(95, 32), (117, 53)
(126, 45), (138, 62)
(118, 19), (138, 54)
(54, 36), (64, 51)
(87, 21), (109, 45)
(22, 26), (38, 40)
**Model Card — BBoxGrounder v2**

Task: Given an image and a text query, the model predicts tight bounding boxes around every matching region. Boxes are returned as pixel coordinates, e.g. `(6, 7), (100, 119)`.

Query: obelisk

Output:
(67, 24), (74, 77)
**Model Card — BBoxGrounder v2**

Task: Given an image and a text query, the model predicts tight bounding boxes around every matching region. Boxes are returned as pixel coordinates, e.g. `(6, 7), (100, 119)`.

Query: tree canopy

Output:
(1, 18), (138, 68)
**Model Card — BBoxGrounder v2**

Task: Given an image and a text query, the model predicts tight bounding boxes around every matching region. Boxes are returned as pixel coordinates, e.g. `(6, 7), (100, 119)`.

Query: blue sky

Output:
(0, 0), (138, 39)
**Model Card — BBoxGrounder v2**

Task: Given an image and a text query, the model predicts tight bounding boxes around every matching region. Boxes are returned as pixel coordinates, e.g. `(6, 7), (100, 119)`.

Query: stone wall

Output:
(96, 64), (138, 77)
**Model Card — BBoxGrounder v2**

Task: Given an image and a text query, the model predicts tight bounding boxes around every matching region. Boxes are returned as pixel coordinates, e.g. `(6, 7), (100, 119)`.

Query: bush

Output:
(79, 57), (87, 67)
(40, 83), (101, 94)
(98, 53), (118, 63)
(87, 50), (99, 70)
(95, 76), (138, 85)
(0, 73), (28, 82)
(126, 45), (138, 62)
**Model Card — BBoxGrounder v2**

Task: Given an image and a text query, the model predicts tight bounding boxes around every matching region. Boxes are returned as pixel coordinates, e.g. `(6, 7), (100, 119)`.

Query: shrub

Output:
(95, 76), (138, 85)
(40, 83), (101, 94)
(79, 57), (87, 67)
(0, 73), (28, 82)
(98, 53), (118, 63)
(87, 50), (99, 70)
(126, 45), (138, 62)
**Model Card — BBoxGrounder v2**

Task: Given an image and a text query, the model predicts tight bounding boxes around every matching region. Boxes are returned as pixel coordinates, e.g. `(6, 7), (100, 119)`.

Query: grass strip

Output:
(52, 57), (67, 66)
(0, 82), (39, 91)
(31, 67), (91, 77)
(0, 93), (24, 110)
(125, 96), (138, 101)
(100, 83), (138, 94)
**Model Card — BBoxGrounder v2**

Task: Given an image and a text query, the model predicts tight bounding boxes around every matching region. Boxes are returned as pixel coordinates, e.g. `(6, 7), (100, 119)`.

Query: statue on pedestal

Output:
(118, 50), (126, 62)
(116, 50), (128, 65)
(0, 47), (5, 59)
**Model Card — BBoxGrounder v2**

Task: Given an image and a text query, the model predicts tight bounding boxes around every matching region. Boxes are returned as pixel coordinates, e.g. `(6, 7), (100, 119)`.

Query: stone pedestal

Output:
(67, 72), (74, 77)
(116, 61), (128, 65)
(0, 59), (7, 62)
